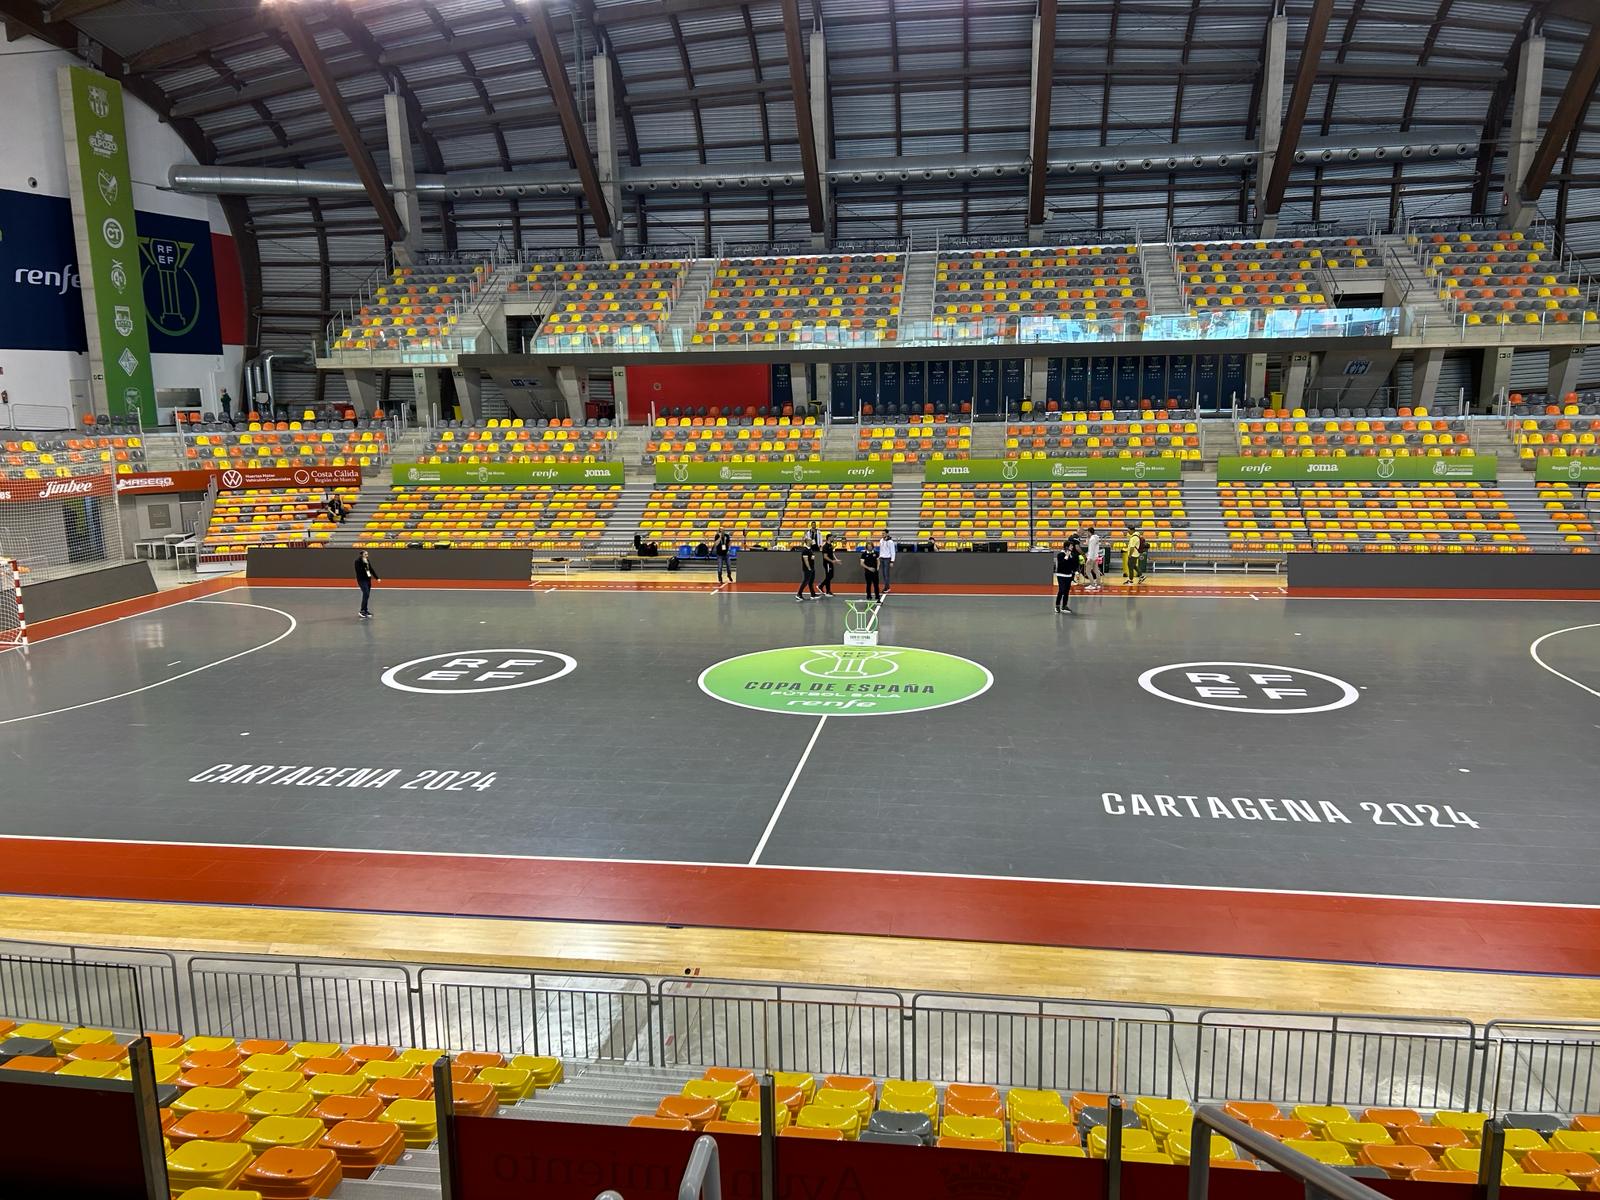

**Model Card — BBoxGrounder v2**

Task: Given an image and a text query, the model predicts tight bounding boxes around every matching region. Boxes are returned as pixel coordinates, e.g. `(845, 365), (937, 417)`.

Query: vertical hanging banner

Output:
(58, 65), (155, 425)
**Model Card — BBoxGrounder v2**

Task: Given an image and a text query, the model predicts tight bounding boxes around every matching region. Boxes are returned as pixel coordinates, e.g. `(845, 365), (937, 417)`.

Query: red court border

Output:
(8, 578), (1600, 976)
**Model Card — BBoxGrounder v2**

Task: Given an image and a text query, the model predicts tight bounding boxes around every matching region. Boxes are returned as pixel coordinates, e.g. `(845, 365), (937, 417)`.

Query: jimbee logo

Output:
(140, 236), (200, 337)
(1138, 661), (1359, 715)
(383, 650), (577, 695)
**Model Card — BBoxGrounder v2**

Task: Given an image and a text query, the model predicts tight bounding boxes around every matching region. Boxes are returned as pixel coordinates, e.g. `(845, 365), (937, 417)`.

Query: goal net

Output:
(0, 558), (25, 649)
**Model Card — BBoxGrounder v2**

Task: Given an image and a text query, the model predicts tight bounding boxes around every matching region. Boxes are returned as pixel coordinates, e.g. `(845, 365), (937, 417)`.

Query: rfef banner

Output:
(924, 457), (1183, 483)
(1217, 455), (1498, 482)
(116, 467), (362, 495)
(1533, 456), (1600, 483)
(393, 462), (625, 487)
(58, 66), (156, 425)
(0, 474), (114, 503)
(653, 460), (893, 485)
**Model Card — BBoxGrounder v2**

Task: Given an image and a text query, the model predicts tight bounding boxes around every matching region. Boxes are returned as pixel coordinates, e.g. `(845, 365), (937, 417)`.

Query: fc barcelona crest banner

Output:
(58, 65), (156, 425)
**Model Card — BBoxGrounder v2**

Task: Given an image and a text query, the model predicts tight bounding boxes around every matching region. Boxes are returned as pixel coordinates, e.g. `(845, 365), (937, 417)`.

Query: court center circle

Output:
(382, 648), (576, 695)
(1137, 661), (1359, 715)
(699, 645), (993, 717)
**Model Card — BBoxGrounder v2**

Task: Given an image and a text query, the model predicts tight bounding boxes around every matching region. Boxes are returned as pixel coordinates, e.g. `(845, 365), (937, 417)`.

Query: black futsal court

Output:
(1, 584), (1597, 907)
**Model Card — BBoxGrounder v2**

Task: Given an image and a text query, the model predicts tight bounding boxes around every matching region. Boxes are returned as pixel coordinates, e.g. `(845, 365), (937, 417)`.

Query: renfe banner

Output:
(925, 457), (1183, 482)
(116, 467), (362, 495)
(393, 462), (625, 487)
(0, 474), (114, 503)
(1217, 455), (1498, 481)
(58, 66), (156, 425)
(653, 460), (893, 485)
(1534, 456), (1600, 482)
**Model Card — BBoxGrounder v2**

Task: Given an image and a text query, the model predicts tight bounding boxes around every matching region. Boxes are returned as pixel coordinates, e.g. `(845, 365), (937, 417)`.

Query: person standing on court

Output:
(1084, 526), (1103, 591)
(805, 521), (821, 549)
(819, 534), (837, 597)
(1055, 536), (1082, 614)
(712, 529), (734, 583)
(796, 539), (819, 601)
(860, 544), (881, 601)
(877, 529), (897, 595)
(354, 550), (379, 618)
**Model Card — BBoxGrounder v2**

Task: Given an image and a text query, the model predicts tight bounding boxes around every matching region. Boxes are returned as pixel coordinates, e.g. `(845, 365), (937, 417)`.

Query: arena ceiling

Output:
(6, 0), (1600, 362)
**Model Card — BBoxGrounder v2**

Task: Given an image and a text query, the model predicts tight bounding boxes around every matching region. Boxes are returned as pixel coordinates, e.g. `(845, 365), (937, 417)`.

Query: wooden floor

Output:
(2, 895), (1594, 1024)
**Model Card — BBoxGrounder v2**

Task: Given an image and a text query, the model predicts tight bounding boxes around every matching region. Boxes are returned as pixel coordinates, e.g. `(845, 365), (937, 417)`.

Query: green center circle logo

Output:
(698, 645), (993, 717)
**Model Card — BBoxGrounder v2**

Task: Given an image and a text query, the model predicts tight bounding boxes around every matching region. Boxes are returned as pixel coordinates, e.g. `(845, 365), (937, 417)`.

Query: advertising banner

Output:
(653, 460), (892, 485)
(116, 467), (363, 495)
(925, 457), (1183, 483)
(1533, 456), (1600, 483)
(0, 474), (115, 503)
(58, 66), (156, 425)
(1217, 455), (1499, 482)
(393, 462), (625, 487)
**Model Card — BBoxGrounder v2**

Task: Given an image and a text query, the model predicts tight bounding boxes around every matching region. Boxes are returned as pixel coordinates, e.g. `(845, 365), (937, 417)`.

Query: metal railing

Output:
(1187, 1106), (1384, 1200)
(2, 938), (1596, 1115)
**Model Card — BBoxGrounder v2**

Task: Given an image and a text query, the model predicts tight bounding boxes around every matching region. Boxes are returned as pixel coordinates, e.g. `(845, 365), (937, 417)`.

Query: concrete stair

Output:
(1138, 243), (1186, 315)
(600, 479), (657, 551)
(897, 250), (939, 337)
(968, 424), (1007, 459)
(663, 259), (716, 342)
(888, 479), (924, 541)
(822, 424), (859, 460)
(329, 478), (394, 547)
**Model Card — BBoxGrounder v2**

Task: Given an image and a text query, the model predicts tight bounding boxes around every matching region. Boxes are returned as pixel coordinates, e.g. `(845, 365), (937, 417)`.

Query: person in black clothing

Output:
(712, 530), (734, 583)
(354, 550), (378, 618)
(1054, 536), (1082, 614)
(796, 541), (819, 601)
(324, 488), (347, 525)
(860, 545), (881, 601)
(819, 535), (837, 596)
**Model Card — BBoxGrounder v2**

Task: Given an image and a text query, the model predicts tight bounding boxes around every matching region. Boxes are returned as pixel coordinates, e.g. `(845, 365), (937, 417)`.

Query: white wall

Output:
(0, 35), (243, 427)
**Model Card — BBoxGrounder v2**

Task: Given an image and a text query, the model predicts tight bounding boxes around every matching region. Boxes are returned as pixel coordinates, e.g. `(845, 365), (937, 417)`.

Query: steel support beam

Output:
(276, 5), (405, 244)
(809, 26), (830, 246)
(594, 51), (626, 250)
(1026, 0), (1058, 237)
(1520, 22), (1600, 211)
(1502, 35), (1546, 228)
(384, 93), (422, 264)
(1256, 10), (1288, 235)
(45, 0), (121, 21)
(525, 0), (613, 247)
(1260, 0), (1334, 224)
(781, 0), (827, 240)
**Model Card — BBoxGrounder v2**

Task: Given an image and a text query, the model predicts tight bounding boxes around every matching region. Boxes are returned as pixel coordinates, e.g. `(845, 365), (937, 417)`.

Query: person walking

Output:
(1054, 536), (1082, 614)
(354, 549), (379, 618)
(712, 529), (734, 583)
(1084, 526), (1103, 591)
(796, 540), (819, 601)
(218, 388), (233, 422)
(860, 544), (882, 601)
(877, 529), (897, 596)
(819, 534), (837, 596)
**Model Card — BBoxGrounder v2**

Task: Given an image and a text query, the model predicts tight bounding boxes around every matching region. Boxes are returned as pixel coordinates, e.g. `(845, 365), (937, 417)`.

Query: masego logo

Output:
(39, 479), (95, 499)
(220, 469), (244, 489)
(117, 475), (173, 491)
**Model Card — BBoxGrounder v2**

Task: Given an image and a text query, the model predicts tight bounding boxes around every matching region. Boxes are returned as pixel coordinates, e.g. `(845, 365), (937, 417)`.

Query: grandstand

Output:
(8, 0), (1600, 1196)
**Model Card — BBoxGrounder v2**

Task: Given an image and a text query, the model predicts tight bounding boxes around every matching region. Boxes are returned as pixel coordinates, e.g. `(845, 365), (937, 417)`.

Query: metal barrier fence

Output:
(0, 937), (1593, 1114)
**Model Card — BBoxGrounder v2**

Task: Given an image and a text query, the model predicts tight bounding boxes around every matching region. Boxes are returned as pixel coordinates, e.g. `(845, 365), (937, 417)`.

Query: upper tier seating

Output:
(420, 419), (618, 463)
(934, 245), (1147, 331)
(1, 431), (146, 481)
(1299, 483), (1530, 551)
(1512, 417), (1600, 459)
(646, 417), (822, 463)
(520, 259), (689, 347)
(694, 254), (904, 345)
(1007, 415), (1200, 460)
(1508, 392), (1600, 418)
(1238, 411), (1473, 457)
(780, 485), (891, 549)
(1178, 236), (1378, 309)
(1218, 483), (1312, 554)
(203, 488), (357, 559)
(1413, 230), (1597, 326)
(331, 262), (488, 350)
(183, 427), (388, 469)
(857, 420), (972, 464)
(1032, 484), (1191, 553)
(358, 487), (617, 551)
(918, 483), (1030, 548)
(638, 485), (786, 548)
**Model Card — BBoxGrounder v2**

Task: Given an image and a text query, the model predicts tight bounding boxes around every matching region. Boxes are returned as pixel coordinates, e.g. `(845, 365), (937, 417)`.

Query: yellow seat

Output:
(476, 1066), (535, 1104)
(240, 1052), (297, 1075)
(58, 1060), (120, 1079)
(381, 1097), (439, 1148)
(242, 1070), (305, 1096)
(1124, 1150), (1177, 1165)
(796, 1104), (860, 1139)
(1436, 1111), (1489, 1141)
(941, 1115), (1005, 1144)
(172, 1087), (246, 1116)
(682, 1079), (739, 1113)
(1551, 1132), (1600, 1155)
(879, 1079), (938, 1121)
(1008, 1093), (1072, 1124)
(239, 1090), (314, 1121)
(306, 1073), (368, 1100)
(177, 1190), (263, 1200)
(1088, 1128), (1160, 1158)
(289, 1041), (340, 1061)
(399, 1048), (447, 1070)
(727, 1100), (789, 1128)
(774, 1072), (816, 1103)
(1135, 1097), (1192, 1122)
(1501, 1173), (1580, 1191)
(1166, 1132), (1238, 1164)
(506, 1055), (563, 1088)
(54, 1027), (116, 1054)
(1292, 1105), (1353, 1132)
(360, 1060), (417, 1081)
(1325, 1122), (1395, 1150)
(1442, 1147), (1517, 1176)
(813, 1087), (873, 1124)
(8, 1023), (64, 1044)
(1283, 1140), (1355, 1165)
(182, 1037), (237, 1055)
(243, 1115), (324, 1154)
(1502, 1129), (1552, 1159)
(166, 1140), (252, 1192)
(1018, 1144), (1087, 1157)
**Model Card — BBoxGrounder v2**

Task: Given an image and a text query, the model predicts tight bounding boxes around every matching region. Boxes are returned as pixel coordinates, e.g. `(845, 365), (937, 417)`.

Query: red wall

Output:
(211, 231), (247, 347)
(624, 364), (770, 422)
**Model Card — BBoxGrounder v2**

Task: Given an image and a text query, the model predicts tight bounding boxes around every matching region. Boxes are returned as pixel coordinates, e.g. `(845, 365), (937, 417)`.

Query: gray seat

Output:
(0, 1037), (55, 1059)
(1502, 1112), (1563, 1137)
(866, 1111), (934, 1144)
(860, 1130), (924, 1146)
(1077, 1106), (1140, 1135)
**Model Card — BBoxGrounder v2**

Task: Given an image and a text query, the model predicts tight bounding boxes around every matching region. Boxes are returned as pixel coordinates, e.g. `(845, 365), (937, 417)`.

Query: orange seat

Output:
(1401, 1125), (1470, 1152)
(66, 1043), (129, 1065)
(241, 1145), (343, 1198)
(455, 1052), (504, 1072)
(822, 1075), (876, 1099)
(1365, 1109), (1422, 1133)
(705, 1067), (757, 1096)
(938, 1135), (1005, 1151)
(781, 1127), (845, 1141)
(657, 1096), (719, 1128)
(451, 1081), (498, 1118)
(320, 1120), (406, 1179)
(705, 1120), (758, 1136)
(1522, 1151), (1600, 1184)
(180, 1066), (244, 1090)
(1, 1056), (64, 1073)
(1359, 1144), (1437, 1178)
(1254, 1119), (1314, 1141)
(312, 1094), (384, 1125)
(369, 1076), (431, 1102)
(301, 1057), (358, 1079)
(344, 1045), (396, 1064)
(241, 1039), (291, 1057)
(168, 1111), (251, 1147)
(1014, 1121), (1081, 1147)
(630, 1115), (693, 1131)
(1414, 1170), (1478, 1184)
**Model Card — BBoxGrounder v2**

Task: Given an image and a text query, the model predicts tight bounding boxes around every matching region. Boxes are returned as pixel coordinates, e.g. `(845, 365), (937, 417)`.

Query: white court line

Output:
(0, 830), (1595, 912)
(1529, 622), (1600, 700)
(0, 600), (297, 727)
(748, 714), (827, 866)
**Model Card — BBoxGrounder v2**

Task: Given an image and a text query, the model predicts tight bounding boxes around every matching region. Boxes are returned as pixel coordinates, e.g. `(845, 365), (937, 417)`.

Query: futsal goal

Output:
(0, 558), (26, 649)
